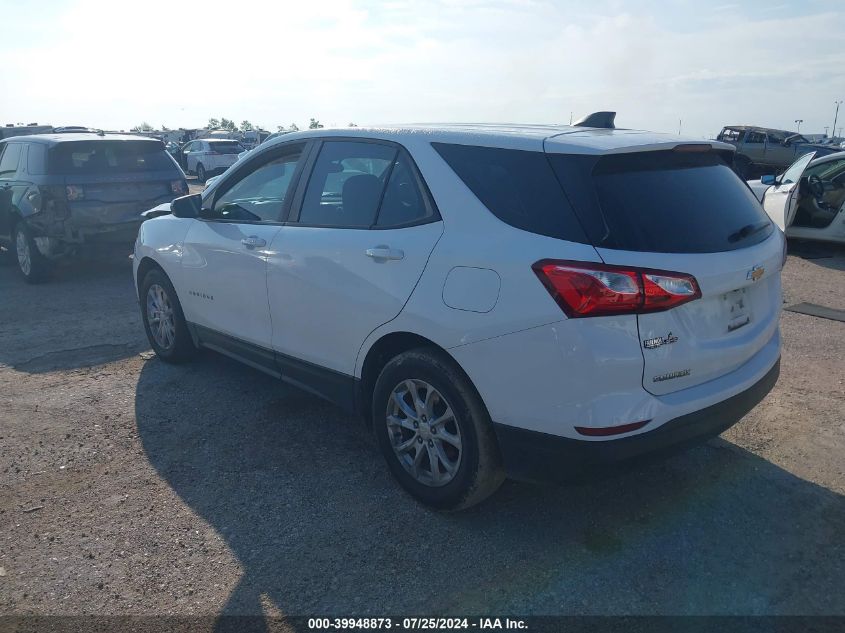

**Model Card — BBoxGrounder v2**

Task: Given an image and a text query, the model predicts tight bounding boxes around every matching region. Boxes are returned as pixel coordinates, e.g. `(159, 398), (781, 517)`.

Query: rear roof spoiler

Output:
(573, 111), (616, 129)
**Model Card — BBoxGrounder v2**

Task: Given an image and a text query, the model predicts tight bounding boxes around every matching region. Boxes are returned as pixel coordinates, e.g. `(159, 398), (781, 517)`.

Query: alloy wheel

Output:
(146, 284), (176, 350)
(386, 379), (463, 487)
(15, 229), (31, 277)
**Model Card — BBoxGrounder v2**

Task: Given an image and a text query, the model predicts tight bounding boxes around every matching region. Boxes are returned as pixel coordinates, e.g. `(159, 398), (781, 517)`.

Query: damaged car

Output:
(0, 133), (187, 283)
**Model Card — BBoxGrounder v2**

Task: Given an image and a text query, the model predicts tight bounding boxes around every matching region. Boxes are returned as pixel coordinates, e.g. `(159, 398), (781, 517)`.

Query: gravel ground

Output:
(0, 237), (843, 620)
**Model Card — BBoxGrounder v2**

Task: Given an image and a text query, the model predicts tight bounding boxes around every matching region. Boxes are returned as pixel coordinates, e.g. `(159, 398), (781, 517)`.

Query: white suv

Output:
(134, 124), (784, 509)
(179, 139), (245, 182)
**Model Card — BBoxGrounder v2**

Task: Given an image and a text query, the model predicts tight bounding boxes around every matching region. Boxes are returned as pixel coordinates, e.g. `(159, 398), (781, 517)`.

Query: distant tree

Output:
(220, 118), (238, 132)
(289, 123), (300, 131)
(161, 125), (170, 132)
(131, 121), (154, 132)
(207, 118), (220, 129)
(348, 122), (357, 127)
(240, 120), (254, 132)
(308, 118), (323, 129)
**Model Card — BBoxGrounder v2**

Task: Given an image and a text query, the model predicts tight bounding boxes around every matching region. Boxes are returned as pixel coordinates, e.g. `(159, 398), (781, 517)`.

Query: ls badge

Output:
(643, 332), (678, 350)
(746, 265), (765, 282)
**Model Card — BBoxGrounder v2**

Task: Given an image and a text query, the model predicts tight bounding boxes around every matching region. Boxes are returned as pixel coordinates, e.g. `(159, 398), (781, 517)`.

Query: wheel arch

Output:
(135, 256), (167, 294)
(356, 331), (485, 428)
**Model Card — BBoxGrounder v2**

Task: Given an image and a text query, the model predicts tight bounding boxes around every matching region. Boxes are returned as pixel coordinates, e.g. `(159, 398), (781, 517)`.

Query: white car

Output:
(749, 151), (845, 244)
(179, 138), (246, 183)
(134, 124), (784, 509)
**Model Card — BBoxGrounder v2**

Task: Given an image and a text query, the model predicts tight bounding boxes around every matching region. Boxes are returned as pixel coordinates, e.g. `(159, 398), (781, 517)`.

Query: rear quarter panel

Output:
(353, 138), (602, 377)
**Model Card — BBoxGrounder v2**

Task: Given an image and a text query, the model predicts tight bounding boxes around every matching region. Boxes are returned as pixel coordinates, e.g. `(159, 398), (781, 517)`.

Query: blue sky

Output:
(1, 0), (843, 137)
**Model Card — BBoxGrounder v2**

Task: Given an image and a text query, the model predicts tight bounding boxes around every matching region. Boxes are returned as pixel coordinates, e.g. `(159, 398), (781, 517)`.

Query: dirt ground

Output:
(0, 237), (843, 620)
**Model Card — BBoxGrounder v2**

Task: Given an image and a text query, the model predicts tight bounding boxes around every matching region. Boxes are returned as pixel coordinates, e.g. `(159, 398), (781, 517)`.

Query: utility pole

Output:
(678, 119), (682, 135)
(834, 101), (842, 140)
(824, 126), (829, 136)
(794, 119), (803, 133)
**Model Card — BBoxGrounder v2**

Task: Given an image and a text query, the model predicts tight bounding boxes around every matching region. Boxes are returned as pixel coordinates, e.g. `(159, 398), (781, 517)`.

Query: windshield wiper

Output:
(728, 221), (770, 243)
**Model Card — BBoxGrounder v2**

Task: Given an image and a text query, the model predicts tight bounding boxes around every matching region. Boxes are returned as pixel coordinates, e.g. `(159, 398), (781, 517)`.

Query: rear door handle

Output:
(241, 236), (267, 248)
(365, 246), (404, 261)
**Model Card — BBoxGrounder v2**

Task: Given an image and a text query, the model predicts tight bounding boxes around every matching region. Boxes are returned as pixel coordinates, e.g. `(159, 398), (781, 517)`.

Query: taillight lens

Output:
(65, 185), (84, 201)
(533, 260), (701, 318)
(171, 180), (187, 195)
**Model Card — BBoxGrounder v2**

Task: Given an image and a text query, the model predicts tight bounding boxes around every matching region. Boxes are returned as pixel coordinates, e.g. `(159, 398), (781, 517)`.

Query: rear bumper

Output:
(493, 357), (780, 483)
(27, 197), (175, 251)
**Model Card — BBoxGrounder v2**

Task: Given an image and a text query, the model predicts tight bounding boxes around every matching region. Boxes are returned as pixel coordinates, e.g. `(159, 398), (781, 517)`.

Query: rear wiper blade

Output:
(728, 221), (770, 243)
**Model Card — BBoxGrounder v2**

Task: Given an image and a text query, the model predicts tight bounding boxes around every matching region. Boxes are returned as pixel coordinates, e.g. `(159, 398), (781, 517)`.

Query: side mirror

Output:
(761, 175), (777, 186)
(171, 193), (202, 218)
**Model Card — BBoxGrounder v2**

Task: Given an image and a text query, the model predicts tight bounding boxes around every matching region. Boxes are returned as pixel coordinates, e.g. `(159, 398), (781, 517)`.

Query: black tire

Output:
(139, 268), (196, 363)
(196, 163), (206, 183)
(13, 221), (50, 284)
(372, 348), (505, 510)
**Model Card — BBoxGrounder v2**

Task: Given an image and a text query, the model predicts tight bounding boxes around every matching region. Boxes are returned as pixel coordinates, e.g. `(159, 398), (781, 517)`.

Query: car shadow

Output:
(134, 353), (845, 628)
(0, 250), (146, 373)
(787, 239), (845, 271)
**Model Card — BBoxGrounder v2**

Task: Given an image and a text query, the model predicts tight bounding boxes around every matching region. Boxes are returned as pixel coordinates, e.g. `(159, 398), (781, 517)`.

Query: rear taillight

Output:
(171, 180), (187, 195)
(533, 260), (701, 318)
(65, 185), (84, 201)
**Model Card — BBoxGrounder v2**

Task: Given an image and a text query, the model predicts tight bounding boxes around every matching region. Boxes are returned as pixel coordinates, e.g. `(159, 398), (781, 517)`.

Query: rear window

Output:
(548, 150), (773, 253)
(208, 141), (244, 154)
(49, 141), (177, 174)
(432, 143), (588, 243)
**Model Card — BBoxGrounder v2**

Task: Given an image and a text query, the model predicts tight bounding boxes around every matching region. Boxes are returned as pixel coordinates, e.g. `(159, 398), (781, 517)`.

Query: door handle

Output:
(365, 246), (404, 261)
(241, 236), (267, 248)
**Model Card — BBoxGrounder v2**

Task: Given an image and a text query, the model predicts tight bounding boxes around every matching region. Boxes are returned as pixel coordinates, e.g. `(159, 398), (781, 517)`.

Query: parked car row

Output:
(132, 123), (785, 509)
(0, 133), (187, 282)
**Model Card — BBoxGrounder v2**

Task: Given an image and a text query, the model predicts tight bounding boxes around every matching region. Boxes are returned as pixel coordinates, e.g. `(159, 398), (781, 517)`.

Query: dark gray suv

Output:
(0, 133), (187, 283)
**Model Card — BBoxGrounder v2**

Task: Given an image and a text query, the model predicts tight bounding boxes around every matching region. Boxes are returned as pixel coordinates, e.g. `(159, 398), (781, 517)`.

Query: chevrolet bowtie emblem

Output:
(746, 265), (765, 282)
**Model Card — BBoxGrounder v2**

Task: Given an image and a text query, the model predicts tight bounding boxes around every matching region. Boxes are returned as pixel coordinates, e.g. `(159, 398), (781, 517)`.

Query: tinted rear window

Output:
(548, 150), (773, 253)
(49, 141), (177, 174)
(432, 143), (588, 243)
(208, 141), (244, 154)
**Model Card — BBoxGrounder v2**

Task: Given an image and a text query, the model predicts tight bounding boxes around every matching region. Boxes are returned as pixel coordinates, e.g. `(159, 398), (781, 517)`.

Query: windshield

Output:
(49, 140), (176, 174)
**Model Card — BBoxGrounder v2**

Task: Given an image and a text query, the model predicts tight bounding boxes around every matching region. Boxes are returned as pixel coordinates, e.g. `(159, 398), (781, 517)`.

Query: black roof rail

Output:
(573, 111), (616, 129)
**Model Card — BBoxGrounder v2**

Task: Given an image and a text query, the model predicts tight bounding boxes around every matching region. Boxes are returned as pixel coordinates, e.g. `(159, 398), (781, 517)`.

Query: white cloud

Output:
(1, 0), (843, 137)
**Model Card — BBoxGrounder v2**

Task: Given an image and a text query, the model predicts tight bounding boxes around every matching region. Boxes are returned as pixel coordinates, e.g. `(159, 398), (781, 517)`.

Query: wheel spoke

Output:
(429, 406), (455, 428)
(391, 389), (418, 421)
(395, 434), (418, 454)
(405, 380), (426, 418)
(426, 443), (441, 484)
(437, 428), (461, 450)
(434, 442), (457, 474)
(411, 443), (426, 478)
(387, 414), (416, 432)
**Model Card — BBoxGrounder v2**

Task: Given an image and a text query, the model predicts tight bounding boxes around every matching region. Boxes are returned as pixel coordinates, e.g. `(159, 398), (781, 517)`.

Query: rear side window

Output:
(548, 150), (773, 253)
(298, 141), (397, 227)
(376, 152), (433, 227)
(432, 143), (588, 243)
(0, 143), (23, 179)
(49, 141), (177, 174)
(27, 143), (48, 175)
(208, 141), (244, 154)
